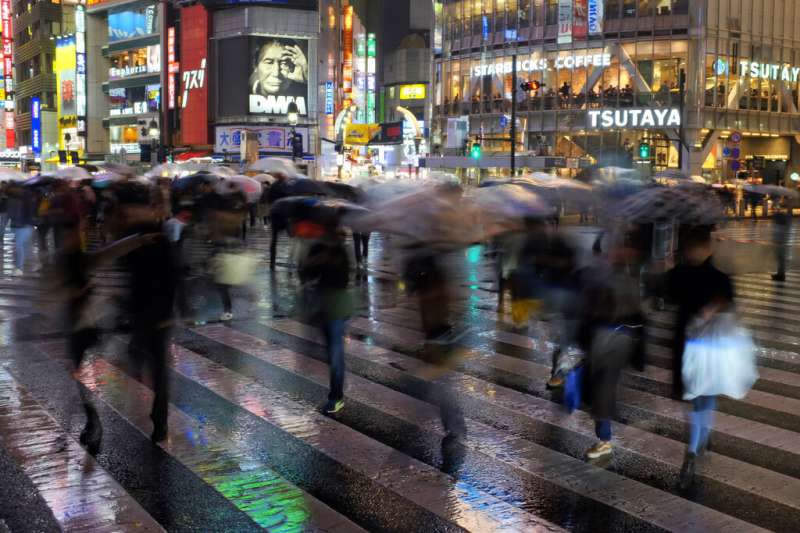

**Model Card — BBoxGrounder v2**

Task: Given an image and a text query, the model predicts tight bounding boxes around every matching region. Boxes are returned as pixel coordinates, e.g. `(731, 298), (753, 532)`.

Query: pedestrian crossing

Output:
(1, 228), (800, 531)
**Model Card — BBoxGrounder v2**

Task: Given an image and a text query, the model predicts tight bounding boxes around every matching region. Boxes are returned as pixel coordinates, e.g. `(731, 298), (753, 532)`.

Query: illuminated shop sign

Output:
(2, 0), (14, 147)
(738, 60), (800, 82)
(587, 108), (682, 129)
(472, 53), (611, 77)
(324, 80), (334, 114)
(76, 5), (87, 118)
(399, 84), (426, 100)
(31, 97), (41, 155)
(110, 102), (150, 116)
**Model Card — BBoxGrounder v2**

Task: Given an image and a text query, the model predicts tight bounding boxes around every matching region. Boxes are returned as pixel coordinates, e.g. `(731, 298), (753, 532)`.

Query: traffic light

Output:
(470, 142), (482, 160)
(639, 141), (651, 159)
(520, 80), (542, 92)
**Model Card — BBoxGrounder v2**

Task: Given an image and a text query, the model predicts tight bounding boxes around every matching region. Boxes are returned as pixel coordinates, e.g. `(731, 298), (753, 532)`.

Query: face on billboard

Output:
(249, 37), (309, 116)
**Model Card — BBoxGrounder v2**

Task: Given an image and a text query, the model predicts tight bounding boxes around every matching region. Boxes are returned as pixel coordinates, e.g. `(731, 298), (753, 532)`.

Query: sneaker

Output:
(12, 268), (22, 276)
(546, 374), (565, 389)
(772, 273), (786, 282)
(220, 312), (234, 322)
(193, 319), (207, 326)
(586, 441), (613, 459)
(322, 399), (345, 414)
(679, 452), (696, 490)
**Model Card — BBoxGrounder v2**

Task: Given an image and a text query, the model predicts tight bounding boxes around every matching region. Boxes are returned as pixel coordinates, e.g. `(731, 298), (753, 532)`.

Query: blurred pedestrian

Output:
(6, 182), (36, 274)
(667, 226), (734, 399)
(507, 220), (547, 333)
(298, 224), (354, 414)
(579, 239), (643, 459)
(0, 182), (8, 246)
(771, 197), (792, 282)
(165, 208), (193, 321)
(267, 170), (295, 270)
(110, 184), (178, 442)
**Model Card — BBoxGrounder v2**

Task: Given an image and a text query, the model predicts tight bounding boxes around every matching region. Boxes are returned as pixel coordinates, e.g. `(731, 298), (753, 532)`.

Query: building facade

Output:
(432, 0), (800, 182)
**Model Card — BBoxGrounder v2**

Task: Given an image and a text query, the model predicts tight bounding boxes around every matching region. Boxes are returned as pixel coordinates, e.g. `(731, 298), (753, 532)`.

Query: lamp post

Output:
(148, 119), (159, 164)
(287, 101), (300, 162)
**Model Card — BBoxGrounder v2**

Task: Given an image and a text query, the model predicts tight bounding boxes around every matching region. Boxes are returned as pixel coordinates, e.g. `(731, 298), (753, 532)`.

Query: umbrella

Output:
(0, 168), (28, 182)
(252, 173), (276, 184)
(208, 165), (237, 177)
(654, 169), (690, 181)
(614, 187), (725, 225)
(349, 187), (485, 247)
(322, 181), (364, 203)
(225, 175), (263, 203)
(101, 162), (137, 178)
(743, 184), (799, 198)
(577, 166), (645, 186)
(472, 184), (551, 229)
(511, 175), (594, 204)
(54, 166), (93, 181)
(172, 171), (219, 192)
(146, 163), (184, 179)
(23, 175), (59, 188)
(271, 196), (368, 226)
(268, 177), (326, 203)
(249, 157), (299, 177)
(359, 180), (422, 205)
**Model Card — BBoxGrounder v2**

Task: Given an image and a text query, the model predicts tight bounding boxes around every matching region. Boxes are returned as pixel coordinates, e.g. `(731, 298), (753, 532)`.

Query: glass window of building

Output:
(673, 0), (688, 15)
(495, 0), (505, 32)
(654, 0), (671, 15)
(545, 0), (557, 25)
(638, 0), (654, 17)
(518, 0), (530, 28)
(607, 0), (621, 19)
(623, 0), (636, 18)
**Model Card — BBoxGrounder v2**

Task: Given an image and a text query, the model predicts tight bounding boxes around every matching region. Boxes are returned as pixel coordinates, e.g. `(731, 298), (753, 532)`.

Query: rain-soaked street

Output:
(2, 220), (800, 532)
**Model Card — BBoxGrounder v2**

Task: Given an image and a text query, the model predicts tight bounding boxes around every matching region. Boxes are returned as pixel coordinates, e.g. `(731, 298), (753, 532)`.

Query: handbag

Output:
(682, 312), (758, 401)
(211, 252), (259, 286)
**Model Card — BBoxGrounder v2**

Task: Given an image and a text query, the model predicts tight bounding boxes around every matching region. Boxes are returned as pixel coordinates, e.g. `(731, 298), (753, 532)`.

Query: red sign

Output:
(2, 0), (14, 147)
(342, 6), (353, 93)
(179, 6), (209, 145)
(573, 0), (588, 40)
(167, 27), (177, 109)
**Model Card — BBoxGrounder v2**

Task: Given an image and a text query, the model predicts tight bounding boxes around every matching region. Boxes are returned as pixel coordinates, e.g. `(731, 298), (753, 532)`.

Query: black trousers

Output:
(353, 233), (370, 264)
(128, 324), (170, 430)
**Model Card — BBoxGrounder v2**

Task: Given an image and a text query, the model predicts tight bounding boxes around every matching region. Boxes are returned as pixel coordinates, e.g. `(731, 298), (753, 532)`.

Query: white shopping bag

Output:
(682, 312), (758, 401)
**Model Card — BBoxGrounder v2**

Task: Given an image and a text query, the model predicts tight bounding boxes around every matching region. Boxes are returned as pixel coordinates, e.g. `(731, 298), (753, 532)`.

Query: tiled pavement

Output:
(0, 227), (799, 531)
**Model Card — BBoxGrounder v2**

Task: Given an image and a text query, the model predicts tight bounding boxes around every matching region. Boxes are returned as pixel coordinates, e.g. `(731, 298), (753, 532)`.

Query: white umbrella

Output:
(0, 168), (28, 182)
(146, 163), (185, 179)
(744, 184), (799, 198)
(208, 165), (237, 177)
(248, 157), (298, 177)
(229, 175), (263, 203)
(252, 173), (276, 184)
(54, 166), (92, 181)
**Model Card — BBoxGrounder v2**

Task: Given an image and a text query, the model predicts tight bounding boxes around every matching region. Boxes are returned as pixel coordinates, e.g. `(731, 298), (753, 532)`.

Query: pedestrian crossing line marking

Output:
(0, 367), (165, 532)
(166, 343), (557, 533)
(193, 323), (773, 532)
(325, 317), (800, 526)
(33, 341), (363, 533)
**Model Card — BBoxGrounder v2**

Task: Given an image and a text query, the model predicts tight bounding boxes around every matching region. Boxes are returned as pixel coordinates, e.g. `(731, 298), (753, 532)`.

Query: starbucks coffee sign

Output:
(472, 53), (611, 77)
(588, 108), (682, 129)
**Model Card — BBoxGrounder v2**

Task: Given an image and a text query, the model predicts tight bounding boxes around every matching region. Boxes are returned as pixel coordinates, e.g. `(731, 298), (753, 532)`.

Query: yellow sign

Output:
(399, 84), (426, 100)
(344, 123), (380, 145)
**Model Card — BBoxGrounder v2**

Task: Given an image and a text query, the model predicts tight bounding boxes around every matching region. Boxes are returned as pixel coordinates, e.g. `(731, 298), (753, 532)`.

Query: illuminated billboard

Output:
(248, 36), (309, 116)
(108, 5), (158, 42)
(180, 4), (209, 145)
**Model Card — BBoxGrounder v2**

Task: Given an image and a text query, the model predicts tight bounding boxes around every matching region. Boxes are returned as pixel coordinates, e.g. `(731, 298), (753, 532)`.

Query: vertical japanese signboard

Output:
(167, 27), (178, 110)
(31, 97), (41, 156)
(587, 0), (604, 34)
(366, 33), (376, 124)
(180, 5), (209, 145)
(75, 6), (87, 125)
(557, 0), (573, 44)
(342, 6), (353, 94)
(1, 0), (13, 147)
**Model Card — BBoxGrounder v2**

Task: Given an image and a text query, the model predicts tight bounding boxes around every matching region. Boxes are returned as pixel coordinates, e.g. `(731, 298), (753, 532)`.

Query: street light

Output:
(287, 101), (299, 127)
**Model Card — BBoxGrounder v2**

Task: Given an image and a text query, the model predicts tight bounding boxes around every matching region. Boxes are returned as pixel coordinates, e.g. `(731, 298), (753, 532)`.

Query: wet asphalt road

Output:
(1, 220), (800, 532)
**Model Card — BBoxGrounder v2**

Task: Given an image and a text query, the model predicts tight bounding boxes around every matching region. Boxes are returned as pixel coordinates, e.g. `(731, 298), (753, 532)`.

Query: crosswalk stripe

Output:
(165, 342), (558, 532)
(0, 367), (164, 532)
(264, 318), (799, 531)
(191, 323), (764, 532)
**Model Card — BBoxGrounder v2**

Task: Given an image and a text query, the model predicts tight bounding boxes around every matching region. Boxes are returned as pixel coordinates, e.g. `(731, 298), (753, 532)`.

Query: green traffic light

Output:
(639, 142), (651, 159)
(471, 143), (481, 159)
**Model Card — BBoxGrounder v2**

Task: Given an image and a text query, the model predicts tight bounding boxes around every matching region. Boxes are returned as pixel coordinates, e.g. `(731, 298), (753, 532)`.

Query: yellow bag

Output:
(211, 252), (259, 286)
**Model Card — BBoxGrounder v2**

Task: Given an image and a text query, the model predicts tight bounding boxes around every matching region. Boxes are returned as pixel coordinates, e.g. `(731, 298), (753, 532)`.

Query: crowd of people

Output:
(0, 161), (762, 492)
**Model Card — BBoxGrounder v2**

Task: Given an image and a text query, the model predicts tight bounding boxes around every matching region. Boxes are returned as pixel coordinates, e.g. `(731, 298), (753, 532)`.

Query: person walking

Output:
(772, 197), (792, 282)
(6, 182), (36, 274)
(298, 225), (354, 414)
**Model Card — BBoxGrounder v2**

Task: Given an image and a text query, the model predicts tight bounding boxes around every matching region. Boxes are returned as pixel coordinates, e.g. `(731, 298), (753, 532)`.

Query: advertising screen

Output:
(249, 36), (309, 116)
(108, 5), (158, 42)
(56, 37), (77, 118)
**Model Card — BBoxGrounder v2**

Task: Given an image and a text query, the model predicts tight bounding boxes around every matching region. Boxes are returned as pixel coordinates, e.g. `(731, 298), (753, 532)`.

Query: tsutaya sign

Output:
(588, 108), (682, 129)
(472, 53), (611, 77)
(739, 60), (800, 82)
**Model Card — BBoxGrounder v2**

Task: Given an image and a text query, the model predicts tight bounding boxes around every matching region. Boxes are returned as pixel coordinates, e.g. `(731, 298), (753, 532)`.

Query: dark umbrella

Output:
(172, 171), (218, 192)
(267, 178), (327, 204)
(322, 181), (364, 203)
(614, 186), (725, 225)
(271, 196), (368, 226)
(23, 175), (59, 188)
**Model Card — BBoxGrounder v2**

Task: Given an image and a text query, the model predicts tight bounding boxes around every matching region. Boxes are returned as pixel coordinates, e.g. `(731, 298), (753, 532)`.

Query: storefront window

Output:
(673, 0), (689, 15)
(545, 0), (557, 25)
(495, 0), (505, 32)
(623, 0), (636, 18)
(638, 0), (653, 17)
(108, 84), (160, 116)
(607, 0), (621, 19)
(654, 0), (671, 15)
(519, 0), (530, 28)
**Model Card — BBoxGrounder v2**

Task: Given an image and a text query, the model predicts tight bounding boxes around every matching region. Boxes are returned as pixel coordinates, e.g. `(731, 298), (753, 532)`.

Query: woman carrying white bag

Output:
(669, 229), (758, 490)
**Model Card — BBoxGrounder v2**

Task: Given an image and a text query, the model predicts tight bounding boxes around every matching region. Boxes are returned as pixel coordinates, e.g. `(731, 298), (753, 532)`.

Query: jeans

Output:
(595, 419), (612, 441)
(322, 319), (346, 402)
(688, 395), (717, 454)
(13, 226), (33, 270)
